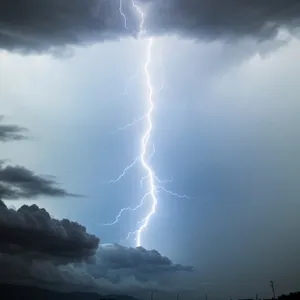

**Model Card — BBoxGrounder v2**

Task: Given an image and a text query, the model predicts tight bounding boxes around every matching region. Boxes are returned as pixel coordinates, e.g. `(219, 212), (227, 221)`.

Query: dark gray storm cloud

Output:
(0, 0), (132, 53)
(1, 0), (300, 53)
(144, 0), (300, 41)
(97, 244), (192, 273)
(0, 118), (28, 142)
(0, 202), (193, 294)
(0, 200), (99, 263)
(0, 163), (79, 200)
(0, 124), (27, 141)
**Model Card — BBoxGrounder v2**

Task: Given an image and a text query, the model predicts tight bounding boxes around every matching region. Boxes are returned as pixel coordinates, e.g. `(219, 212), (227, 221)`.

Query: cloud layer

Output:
(0, 200), (99, 263)
(144, 0), (300, 40)
(0, 163), (79, 200)
(0, 0), (130, 53)
(1, 0), (300, 53)
(97, 244), (192, 273)
(0, 201), (193, 295)
(0, 118), (28, 142)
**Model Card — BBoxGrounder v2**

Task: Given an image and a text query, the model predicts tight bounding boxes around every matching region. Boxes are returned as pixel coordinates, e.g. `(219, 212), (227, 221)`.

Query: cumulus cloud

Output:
(1, 0), (300, 53)
(0, 254), (184, 295)
(0, 202), (193, 295)
(0, 117), (28, 142)
(89, 244), (193, 281)
(0, 163), (79, 200)
(0, 200), (99, 263)
(0, 249), (192, 295)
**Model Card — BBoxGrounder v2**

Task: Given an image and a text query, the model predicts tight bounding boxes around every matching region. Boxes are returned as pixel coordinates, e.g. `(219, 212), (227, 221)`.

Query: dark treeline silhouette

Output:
(0, 283), (138, 300)
(1, 283), (299, 300)
(238, 291), (300, 300)
(278, 292), (300, 300)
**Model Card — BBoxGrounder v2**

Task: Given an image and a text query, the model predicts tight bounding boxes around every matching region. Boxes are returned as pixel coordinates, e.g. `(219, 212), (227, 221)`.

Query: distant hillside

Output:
(278, 292), (300, 300)
(0, 283), (139, 300)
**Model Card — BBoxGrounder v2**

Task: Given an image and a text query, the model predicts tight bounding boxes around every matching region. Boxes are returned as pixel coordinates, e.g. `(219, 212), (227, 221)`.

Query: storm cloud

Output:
(0, 118), (28, 142)
(0, 202), (193, 295)
(96, 244), (193, 272)
(0, 0), (132, 53)
(144, 0), (300, 40)
(0, 163), (79, 200)
(0, 253), (192, 295)
(1, 0), (300, 53)
(0, 200), (99, 263)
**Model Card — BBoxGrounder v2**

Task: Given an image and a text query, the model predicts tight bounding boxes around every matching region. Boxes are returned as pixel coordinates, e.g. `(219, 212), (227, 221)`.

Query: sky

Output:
(1, 0), (300, 299)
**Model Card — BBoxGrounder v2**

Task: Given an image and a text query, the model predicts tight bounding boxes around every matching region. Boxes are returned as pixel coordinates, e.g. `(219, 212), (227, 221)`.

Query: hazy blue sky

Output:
(1, 21), (300, 299)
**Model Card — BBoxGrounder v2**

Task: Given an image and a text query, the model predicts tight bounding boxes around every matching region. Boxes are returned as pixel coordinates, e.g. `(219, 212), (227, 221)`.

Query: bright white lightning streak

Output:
(135, 34), (155, 247)
(114, 0), (156, 248)
(140, 174), (173, 188)
(106, 0), (190, 247)
(117, 0), (156, 247)
(119, 0), (128, 30)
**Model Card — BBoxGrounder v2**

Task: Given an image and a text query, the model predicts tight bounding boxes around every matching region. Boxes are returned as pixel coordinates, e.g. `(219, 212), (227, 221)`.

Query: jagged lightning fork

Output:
(135, 34), (156, 247)
(104, 192), (150, 226)
(156, 186), (191, 200)
(119, 0), (128, 29)
(114, 115), (145, 133)
(105, 0), (190, 247)
(107, 156), (139, 184)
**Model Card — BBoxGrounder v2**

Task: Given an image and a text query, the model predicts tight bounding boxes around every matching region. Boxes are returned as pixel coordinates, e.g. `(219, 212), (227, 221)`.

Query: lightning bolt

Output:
(135, 30), (156, 247)
(106, 155), (139, 184)
(105, 0), (190, 248)
(119, 0), (128, 30)
(114, 115), (145, 133)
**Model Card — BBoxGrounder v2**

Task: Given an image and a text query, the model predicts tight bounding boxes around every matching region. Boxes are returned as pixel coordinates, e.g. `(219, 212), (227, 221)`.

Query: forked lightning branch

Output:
(104, 0), (190, 247)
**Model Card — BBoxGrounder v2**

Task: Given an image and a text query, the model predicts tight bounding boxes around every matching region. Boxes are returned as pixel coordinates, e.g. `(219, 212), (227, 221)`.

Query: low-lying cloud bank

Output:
(0, 162), (79, 200)
(0, 124), (28, 142)
(144, 0), (300, 41)
(1, 0), (300, 53)
(0, 200), (193, 295)
(0, 201), (99, 263)
(0, 117), (28, 142)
